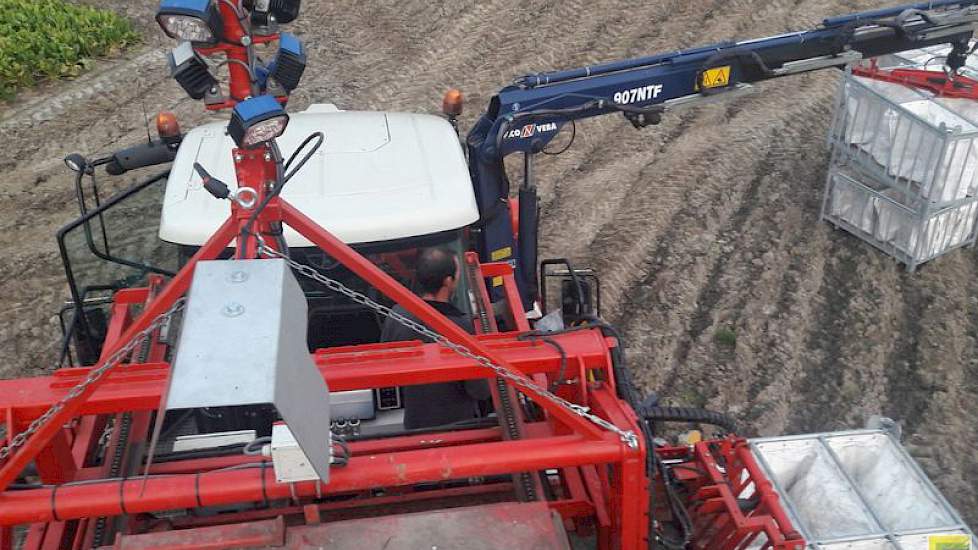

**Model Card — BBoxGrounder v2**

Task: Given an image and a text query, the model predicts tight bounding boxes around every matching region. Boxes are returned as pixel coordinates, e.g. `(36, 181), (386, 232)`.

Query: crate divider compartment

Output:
(750, 430), (975, 549)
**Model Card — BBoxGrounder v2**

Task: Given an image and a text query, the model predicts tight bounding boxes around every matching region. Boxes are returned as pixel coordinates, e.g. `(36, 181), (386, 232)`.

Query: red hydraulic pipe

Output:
(0, 436), (620, 525)
(0, 218), (239, 491)
(280, 200), (609, 441)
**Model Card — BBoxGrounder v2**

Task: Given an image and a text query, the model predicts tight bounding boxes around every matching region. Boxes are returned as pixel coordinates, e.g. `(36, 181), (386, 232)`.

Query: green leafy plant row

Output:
(0, 0), (139, 100)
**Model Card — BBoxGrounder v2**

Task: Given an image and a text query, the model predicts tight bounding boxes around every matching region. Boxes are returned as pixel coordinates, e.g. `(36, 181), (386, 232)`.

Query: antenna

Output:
(138, 78), (153, 144)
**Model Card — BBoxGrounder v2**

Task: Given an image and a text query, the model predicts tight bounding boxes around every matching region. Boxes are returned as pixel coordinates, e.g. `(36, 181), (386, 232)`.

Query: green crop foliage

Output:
(714, 327), (737, 348)
(0, 0), (139, 100)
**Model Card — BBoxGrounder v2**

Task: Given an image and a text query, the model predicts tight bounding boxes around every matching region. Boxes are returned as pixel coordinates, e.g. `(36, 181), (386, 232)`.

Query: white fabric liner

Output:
(828, 172), (876, 234)
(828, 171), (978, 262)
(826, 434), (953, 531)
(876, 194), (977, 261)
(752, 433), (969, 546)
(818, 532), (975, 550)
(843, 76), (978, 203)
(753, 439), (876, 540)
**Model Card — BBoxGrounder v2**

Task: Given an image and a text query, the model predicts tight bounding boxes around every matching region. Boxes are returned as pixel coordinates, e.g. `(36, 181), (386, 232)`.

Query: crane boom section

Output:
(482, 2), (978, 157)
(465, 1), (978, 306)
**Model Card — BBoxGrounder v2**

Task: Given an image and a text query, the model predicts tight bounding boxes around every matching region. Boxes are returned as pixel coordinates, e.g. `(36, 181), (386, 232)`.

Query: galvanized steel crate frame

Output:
(821, 162), (978, 272)
(821, 69), (978, 271)
(749, 429), (977, 550)
(827, 69), (978, 209)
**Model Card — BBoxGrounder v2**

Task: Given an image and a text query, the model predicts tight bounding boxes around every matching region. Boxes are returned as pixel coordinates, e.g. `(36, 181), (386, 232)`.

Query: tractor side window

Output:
(58, 171), (179, 365)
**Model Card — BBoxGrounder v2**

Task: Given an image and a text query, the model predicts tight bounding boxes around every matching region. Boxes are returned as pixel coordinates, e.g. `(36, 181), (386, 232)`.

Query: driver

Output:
(380, 247), (491, 429)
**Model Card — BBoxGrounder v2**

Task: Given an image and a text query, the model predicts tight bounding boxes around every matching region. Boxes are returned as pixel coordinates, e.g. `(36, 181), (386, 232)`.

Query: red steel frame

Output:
(0, 190), (650, 547)
(0, 4), (804, 548)
(852, 60), (978, 99)
(0, 98), (651, 549)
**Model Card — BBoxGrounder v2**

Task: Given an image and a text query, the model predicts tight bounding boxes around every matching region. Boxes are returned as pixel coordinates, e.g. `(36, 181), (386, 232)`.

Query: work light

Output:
(269, 0), (301, 24)
(245, 0), (301, 27)
(228, 95), (289, 149)
(168, 42), (219, 100)
(267, 34), (306, 93)
(156, 0), (224, 45)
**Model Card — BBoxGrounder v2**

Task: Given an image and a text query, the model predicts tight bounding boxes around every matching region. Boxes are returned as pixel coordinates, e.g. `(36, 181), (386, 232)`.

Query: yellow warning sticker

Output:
(490, 247), (512, 262)
(701, 66), (731, 89)
(492, 276), (504, 287)
(929, 535), (972, 550)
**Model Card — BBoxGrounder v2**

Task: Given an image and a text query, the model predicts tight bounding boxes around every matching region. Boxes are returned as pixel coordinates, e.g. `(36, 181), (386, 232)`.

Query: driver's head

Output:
(416, 247), (459, 299)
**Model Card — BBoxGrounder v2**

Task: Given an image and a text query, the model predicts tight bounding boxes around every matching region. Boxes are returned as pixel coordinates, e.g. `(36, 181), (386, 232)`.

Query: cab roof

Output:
(159, 104), (479, 247)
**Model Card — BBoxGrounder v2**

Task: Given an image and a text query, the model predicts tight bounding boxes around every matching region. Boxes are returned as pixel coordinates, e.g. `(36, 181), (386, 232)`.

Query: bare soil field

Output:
(1, 0), (975, 526)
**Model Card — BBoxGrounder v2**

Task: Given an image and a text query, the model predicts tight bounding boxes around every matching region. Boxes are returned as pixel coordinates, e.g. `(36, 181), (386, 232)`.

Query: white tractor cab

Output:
(57, 104), (483, 436)
(58, 102), (595, 434)
(163, 104), (480, 350)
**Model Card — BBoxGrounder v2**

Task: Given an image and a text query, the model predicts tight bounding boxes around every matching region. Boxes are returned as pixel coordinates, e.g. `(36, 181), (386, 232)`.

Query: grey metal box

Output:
(167, 259), (332, 482)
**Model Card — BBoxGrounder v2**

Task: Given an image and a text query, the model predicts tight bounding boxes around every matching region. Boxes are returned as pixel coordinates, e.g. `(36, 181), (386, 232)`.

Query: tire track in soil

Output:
(659, 149), (780, 398)
(881, 283), (929, 434)
(792, 244), (866, 433)
(564, 0), (853, 316)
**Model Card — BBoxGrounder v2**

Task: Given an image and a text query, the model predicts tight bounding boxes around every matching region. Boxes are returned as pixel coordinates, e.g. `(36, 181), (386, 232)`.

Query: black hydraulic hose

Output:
(517, 332), (567, 390)
(493, 99), (659, 153)
(239, 141), (285, 257)
(541, 120), (576, 156)
(578, 315), (693, 549)
(641, 406), (738, 434)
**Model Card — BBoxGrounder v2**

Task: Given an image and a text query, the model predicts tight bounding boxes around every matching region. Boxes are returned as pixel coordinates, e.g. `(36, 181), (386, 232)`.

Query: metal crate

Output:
(750, 430), (976, 550)
(821, 163), (978, 271)
(828, 71), (978, 206)
(823, 64), (978, 270)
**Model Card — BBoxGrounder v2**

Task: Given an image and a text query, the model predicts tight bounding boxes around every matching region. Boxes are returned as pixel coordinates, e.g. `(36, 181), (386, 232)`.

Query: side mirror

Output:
(540, 258), (601, 325)
(561, 277), (595, 318)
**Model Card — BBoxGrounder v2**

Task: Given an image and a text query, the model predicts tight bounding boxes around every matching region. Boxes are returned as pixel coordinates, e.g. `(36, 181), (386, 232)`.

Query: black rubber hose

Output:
(586, 318), (686, 549)
(641, 406), (738, 434)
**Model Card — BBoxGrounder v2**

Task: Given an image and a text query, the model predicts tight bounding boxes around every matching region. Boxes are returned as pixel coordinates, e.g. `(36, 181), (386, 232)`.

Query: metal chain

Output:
(257, 241), (638, 449)
(0, 299), (187, 463)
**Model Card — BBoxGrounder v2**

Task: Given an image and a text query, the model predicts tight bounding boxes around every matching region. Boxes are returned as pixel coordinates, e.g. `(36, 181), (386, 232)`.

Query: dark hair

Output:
(416, 247), (456, 294)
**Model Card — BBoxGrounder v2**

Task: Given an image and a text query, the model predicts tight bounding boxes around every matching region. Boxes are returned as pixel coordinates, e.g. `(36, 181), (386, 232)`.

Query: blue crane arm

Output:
(474, 0), (978, 159)
(464, 1), (978, 308)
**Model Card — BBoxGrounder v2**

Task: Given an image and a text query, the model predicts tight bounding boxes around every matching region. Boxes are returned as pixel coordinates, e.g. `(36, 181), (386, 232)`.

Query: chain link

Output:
(258, 241), (638, 449)
(0, 299), (187, 463)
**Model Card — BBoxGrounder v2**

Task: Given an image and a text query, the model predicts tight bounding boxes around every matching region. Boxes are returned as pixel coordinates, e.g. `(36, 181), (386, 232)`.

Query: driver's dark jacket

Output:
(380, 300), (492, 430)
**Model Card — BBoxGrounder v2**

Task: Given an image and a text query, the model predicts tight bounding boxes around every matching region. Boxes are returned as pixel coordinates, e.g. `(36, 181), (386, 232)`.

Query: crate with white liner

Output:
(748, 430), (977, 549)
(821, 58), (978, 271)
(824, 163), (978, 270)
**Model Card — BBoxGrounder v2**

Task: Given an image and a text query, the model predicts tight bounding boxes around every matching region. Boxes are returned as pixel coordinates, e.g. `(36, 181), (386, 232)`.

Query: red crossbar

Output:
(853, 64), (978, 99)
(0, 436), (622, 526)
(0, 330), (610, 421)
